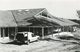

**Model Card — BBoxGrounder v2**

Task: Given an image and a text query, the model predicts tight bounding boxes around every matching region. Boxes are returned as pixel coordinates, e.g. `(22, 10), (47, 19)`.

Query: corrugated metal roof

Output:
(0, 11), (17, 27)
(46, 13), (79, 26)
(11, 8), (45, 21)
(58, 18), (79, 26)
(0, 8), (79, 27)
(11, 8), (52, 26)
(51, 16), (79, 26)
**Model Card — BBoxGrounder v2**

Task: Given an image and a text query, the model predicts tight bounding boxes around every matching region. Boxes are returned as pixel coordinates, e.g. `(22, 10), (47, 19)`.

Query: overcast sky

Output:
(0, 0), (80, 19)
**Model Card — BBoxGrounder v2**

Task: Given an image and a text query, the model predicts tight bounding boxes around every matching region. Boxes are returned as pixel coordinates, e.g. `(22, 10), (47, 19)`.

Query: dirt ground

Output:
(1, 30), (80, 52)
(0, 37), (80, 52)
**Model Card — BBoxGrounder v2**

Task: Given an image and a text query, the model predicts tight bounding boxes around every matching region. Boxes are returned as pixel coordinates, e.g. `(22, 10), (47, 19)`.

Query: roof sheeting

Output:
(35, 10), (79, 26)
(0, 8), (79, 27)
(58, 18), (79, 26)
(11, 8), (45, 21)
(69, 19), (80, 25)
(0, 11), (17, 27)
(51, 17), (79, 26)
(11, 8), (61, 26)
(11, 8), (52, 26)
(35, 15), (79, 26)
(45, 12), (79, 26)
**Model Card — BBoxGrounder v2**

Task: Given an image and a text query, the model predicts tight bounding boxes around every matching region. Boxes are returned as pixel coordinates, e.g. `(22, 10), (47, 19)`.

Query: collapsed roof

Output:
(69, 19), (80, 25)
(0, 8), (79, 27)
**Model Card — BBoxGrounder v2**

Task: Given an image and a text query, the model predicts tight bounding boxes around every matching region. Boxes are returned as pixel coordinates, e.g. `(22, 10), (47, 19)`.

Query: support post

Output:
(3, 28), (5, 39)
(29, 27), (30, 32)
(67, 26), (68, 32)
(8, 27), (9, 37)
(58, 27), (59, 35)
(42, 27), (44, 39)
(0, 28), (1, 37)
(70, 26), (72, 32)
(33, 28), (35, 34)
(52, 27), (53, 37)
(47, 27), (49, 34)
(69, 26), (71, 32)
(63, 26), (64, 32)
(14, 27), (18, 40)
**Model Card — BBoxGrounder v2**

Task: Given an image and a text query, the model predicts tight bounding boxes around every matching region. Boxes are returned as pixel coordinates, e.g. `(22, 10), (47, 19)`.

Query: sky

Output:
(0, 0), (80, 19)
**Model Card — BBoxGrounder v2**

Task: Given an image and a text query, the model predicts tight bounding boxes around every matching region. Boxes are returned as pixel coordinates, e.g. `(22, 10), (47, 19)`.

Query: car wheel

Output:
(36, 37), (39, 41)
(38, 37), (40, 40)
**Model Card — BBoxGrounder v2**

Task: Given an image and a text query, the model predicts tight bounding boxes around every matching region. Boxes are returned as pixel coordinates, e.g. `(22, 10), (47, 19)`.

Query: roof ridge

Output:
(6, 8), (45, 11)
(34, 8), (46, 16)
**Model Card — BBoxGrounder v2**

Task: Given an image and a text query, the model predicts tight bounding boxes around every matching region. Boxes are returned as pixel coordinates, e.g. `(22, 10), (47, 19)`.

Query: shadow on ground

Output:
(1, 41), (26, 45)
(1, 40), (39, 46)
(41, 37), (80, 45)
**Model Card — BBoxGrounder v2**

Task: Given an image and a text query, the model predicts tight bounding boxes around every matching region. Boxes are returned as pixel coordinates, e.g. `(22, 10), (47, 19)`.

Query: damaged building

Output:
(0, 8), (79, 40)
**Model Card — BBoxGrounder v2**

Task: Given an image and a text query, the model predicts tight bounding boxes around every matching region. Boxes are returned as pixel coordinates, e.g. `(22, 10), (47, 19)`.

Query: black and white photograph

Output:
(0, 0), (80, 52)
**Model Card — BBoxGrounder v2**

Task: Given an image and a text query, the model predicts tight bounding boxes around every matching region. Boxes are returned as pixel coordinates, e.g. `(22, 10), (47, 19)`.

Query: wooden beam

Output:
(33, 28), (35, 33)
(26, 26), (54, 28)
(14, 27), (16, 40)
(69, 26), (72, 32)
(0, 28), (1, 37)
(63, 26), (64, 32)
(8, 27), (9, 37)
(14, 27), (18, 40)
(34, 8), (46, 16)
(42, 27), (44, 39)
(3, 28), (5, 39)
(67, 26), (69, 32)
(47, 28), (49, 34)
(19, 25), (59, 28)
(29, 27), (30, 32)
(58, 27), (59, 35)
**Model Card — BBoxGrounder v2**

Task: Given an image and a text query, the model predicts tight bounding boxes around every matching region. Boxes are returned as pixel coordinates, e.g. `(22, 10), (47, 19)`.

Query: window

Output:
(32, 34), (35, 37)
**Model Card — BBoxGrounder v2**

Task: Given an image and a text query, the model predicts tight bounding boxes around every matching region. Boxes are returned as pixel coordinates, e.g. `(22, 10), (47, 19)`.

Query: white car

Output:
(53, 32), (74, 40)
(16, 32), (39, 45)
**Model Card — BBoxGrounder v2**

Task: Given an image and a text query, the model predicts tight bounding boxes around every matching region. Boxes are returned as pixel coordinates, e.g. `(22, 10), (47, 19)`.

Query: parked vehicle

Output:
(16, 32), (39, 45)
(52, 32), (74, 40)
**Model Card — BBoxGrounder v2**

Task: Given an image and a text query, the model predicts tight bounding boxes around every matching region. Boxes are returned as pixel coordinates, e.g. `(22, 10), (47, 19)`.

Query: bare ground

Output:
(1, 30), (80, 52)
(0, 37), (80, 52)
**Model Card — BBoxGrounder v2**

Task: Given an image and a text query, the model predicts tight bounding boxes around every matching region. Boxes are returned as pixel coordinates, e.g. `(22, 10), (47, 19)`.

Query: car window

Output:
(32, 34), (35, 37)
(17, 33), (23, 35)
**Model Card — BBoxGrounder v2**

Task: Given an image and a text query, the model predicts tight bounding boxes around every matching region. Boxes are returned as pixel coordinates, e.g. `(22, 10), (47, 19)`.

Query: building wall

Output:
(0, 27), (15, 40)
